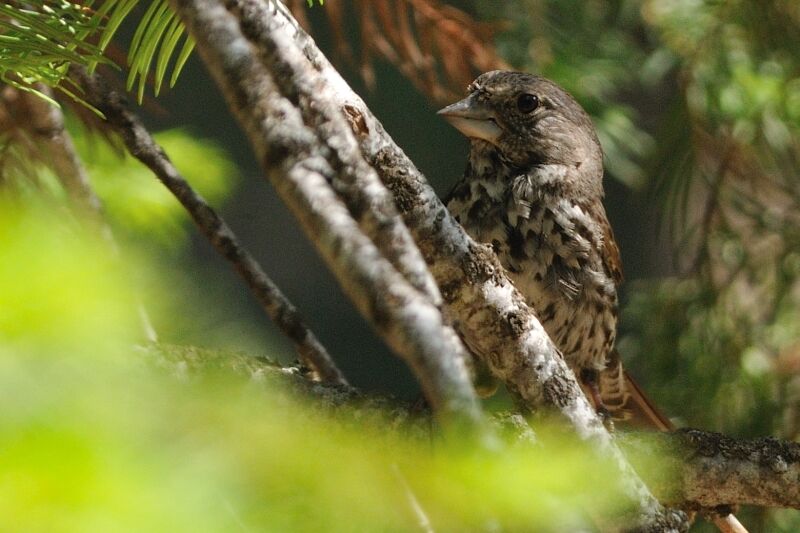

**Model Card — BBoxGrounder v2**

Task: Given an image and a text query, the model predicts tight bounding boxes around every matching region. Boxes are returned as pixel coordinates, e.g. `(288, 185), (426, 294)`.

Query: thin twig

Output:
(392, 464), (435, 533)
(712, 515), (748, 533)
(73, 67), (348, 386)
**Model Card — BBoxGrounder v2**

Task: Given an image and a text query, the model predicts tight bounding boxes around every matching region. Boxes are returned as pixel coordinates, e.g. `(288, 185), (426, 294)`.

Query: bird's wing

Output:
(600, 214), (624, 286)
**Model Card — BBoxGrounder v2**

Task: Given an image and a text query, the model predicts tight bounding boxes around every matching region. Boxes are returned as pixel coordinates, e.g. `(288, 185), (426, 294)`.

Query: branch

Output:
(151, 345), (800, 514)
(72, 67), (348, 387)
(16, 87), (105, 225)
(234, 0), (442, 305)
(242, 2), (686, 531)
(623, 429), (800, 510)
(170, 0), (489, 440)
(262, 0), (596, 424)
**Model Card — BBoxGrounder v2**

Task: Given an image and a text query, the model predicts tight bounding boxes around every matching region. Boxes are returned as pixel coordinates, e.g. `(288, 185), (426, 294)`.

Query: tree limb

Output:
(622, 429), (800, 510)
(234, 0), (443, 306)
(13, 87), (107, 228)
(240, 2), (686, 531)
(72, 67), (348, 387)
(170, 0), (489, 440)
(151, 343), (800, 513)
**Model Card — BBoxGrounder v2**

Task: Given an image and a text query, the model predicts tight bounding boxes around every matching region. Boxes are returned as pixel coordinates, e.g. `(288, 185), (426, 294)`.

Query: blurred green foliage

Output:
(1, 122), (237, 246)
(0, 110), (277, 353)
(0, 201), (643, 532)
(0, 200), (141, 354)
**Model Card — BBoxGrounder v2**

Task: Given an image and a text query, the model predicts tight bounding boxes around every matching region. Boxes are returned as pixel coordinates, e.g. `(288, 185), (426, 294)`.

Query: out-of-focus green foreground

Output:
(0, 201), (640, 532)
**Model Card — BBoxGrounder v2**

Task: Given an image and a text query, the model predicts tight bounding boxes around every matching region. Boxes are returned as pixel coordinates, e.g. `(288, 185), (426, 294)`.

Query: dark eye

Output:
(517, 93), (539, 113)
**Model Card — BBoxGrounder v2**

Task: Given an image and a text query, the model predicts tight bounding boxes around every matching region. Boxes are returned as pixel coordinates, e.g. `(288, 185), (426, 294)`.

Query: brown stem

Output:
(73, 67), (347, 386)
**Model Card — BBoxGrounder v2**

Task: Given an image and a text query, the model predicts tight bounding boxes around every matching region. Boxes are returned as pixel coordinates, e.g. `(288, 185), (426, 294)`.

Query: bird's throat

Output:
(469, 141), (511, 179)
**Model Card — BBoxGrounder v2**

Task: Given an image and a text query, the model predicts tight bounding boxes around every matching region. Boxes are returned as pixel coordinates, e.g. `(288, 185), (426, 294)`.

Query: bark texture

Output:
(676, 430), (800, 509)
(171, 0), (489, 440)
(622, 429), (800, 510)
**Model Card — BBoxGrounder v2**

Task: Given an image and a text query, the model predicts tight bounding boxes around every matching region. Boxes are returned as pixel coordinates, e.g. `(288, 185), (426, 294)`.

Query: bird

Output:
(438, 70), (668, 428)
(438, 71), (749, 533)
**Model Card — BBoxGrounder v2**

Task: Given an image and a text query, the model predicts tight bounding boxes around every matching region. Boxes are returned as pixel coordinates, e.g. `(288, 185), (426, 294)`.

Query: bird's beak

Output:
(437, 95), (502, 144)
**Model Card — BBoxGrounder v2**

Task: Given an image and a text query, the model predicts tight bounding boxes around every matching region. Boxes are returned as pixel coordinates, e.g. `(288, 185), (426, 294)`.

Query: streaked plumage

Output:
(440, 71), (637, 421)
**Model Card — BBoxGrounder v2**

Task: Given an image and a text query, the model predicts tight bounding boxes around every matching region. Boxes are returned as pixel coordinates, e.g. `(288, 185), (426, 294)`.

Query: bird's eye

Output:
(517, 93), (539, 113)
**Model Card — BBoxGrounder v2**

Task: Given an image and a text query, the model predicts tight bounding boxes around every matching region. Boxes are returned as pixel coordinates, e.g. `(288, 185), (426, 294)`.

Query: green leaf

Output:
(154, 16), (184, 96)
(0, 0), (196, 103)
(169, 37), (195, 88)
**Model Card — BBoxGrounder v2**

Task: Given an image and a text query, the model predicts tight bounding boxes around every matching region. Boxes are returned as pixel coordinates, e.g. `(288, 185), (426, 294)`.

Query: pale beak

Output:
(437, 94), (502, 144)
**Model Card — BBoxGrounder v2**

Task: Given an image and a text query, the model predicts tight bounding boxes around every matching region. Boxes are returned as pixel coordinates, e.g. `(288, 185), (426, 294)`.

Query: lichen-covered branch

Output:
(233, 0), (442, 306)
(73, 67), (347, 387)
(245, 2), (686, 531)
(170, 0), (488, 439)
(622, 429), (800, 510)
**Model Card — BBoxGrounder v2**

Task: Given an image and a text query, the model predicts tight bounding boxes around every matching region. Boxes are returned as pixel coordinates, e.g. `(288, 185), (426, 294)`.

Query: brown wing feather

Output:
(602, 222), (624, 286)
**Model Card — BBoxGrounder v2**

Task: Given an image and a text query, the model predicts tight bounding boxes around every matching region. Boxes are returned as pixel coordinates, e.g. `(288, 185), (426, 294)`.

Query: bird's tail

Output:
(619, 369), (674, 430)
(598, 350), (674, 431)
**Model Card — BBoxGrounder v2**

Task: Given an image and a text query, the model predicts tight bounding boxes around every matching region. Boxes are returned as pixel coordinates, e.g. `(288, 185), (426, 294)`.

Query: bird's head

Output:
(438, 71), (603, 178)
